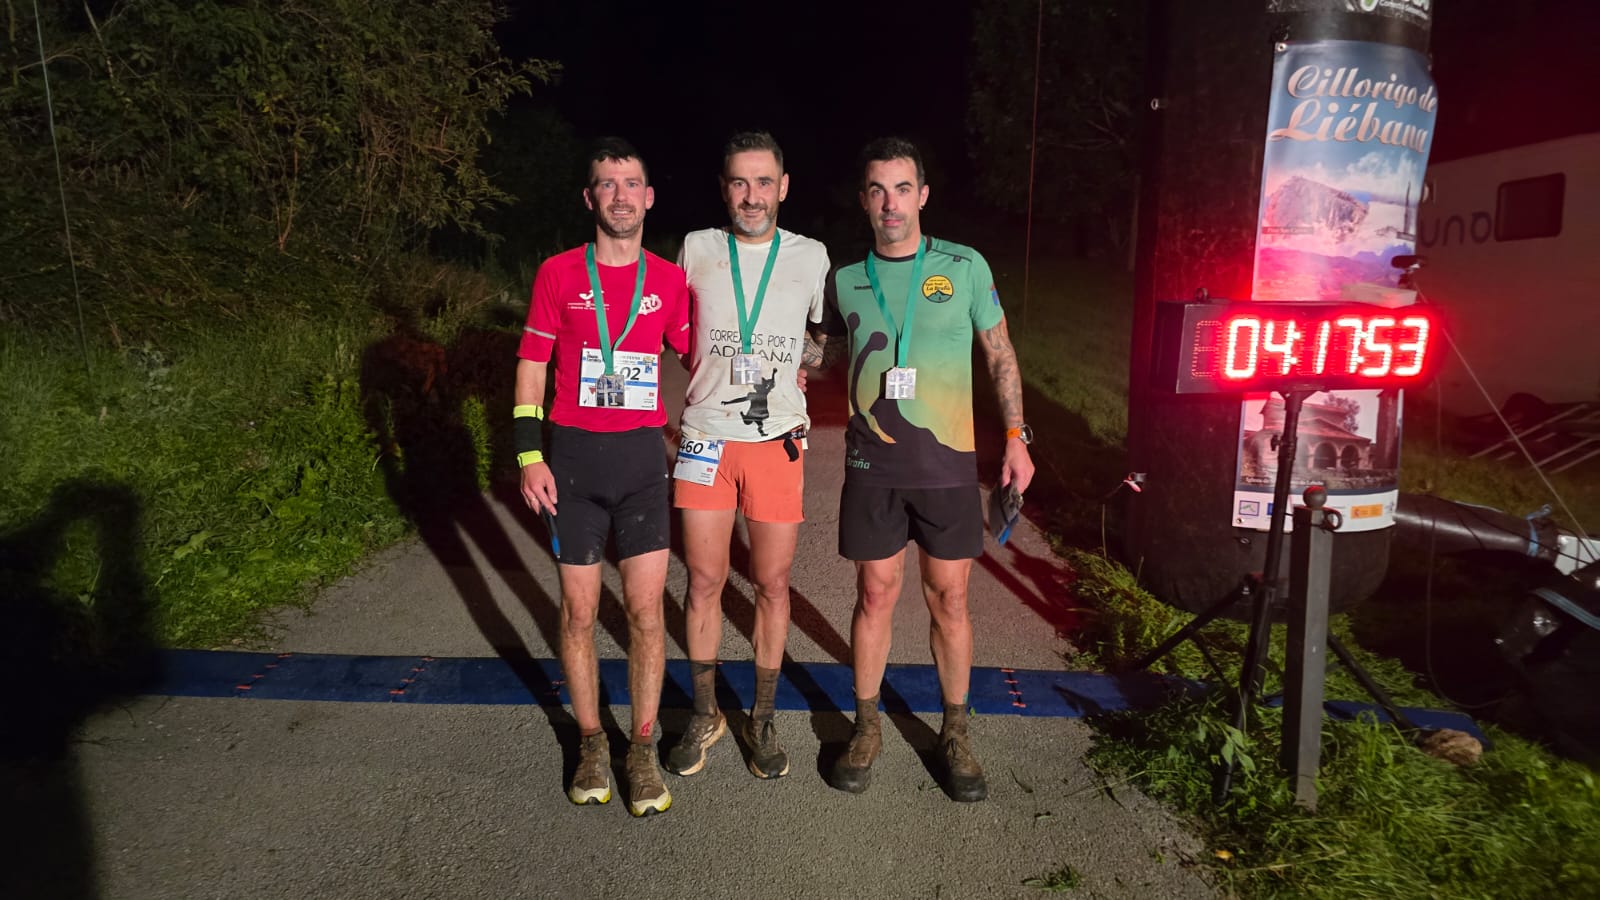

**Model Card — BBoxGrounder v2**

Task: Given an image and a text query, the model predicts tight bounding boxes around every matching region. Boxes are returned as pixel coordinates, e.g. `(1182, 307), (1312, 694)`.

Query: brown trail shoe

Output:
(942, 728), (988, 802)
(828, 719), (882, 794)
(664, 711), (727, 776)
(567, 732), (612, 806)
(624, 742), (673, 817)
(742, 716), (790, 779)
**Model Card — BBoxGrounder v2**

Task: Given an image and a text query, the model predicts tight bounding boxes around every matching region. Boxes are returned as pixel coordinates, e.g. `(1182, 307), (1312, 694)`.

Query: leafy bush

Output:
(1069, 547), (1600, 899)
(3, 0), (553, 258)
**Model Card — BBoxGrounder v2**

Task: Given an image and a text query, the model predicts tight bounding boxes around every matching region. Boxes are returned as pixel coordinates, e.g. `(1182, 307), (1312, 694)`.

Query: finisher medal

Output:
(727, 231), (781, 386)
(885, 366), (917, 400)
(865, 238), (928, 404)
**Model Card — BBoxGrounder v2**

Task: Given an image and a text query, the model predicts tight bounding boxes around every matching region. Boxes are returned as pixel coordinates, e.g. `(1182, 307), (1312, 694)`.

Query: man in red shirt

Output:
(515, 137), (691, 817)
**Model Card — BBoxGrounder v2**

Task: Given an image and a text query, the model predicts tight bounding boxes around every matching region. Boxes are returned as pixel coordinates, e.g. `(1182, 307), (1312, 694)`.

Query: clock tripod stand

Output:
(1134, 387), (1421, 808)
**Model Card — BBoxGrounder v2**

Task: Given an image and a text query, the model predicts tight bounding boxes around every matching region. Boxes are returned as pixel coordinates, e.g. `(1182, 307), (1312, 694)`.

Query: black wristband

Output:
(513, 414), (544, 456)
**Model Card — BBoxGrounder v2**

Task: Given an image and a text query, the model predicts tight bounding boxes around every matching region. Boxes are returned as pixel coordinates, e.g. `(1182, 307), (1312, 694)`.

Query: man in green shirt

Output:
(806, 137), (1035, 801)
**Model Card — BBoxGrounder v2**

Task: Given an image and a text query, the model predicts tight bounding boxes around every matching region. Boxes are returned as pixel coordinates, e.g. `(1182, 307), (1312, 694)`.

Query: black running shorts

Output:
(837, 482), (984, 562)
(547, 424), (670, 565)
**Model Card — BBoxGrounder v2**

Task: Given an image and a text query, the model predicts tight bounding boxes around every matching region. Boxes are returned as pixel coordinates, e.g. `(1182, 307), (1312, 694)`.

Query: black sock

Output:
(690, 660), (717, 717)
(752, 665), (779, 721)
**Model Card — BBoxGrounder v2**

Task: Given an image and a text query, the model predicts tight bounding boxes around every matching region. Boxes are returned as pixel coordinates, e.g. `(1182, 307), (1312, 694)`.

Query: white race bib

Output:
(578, 349), (659, 410)
(673, 433), (725, 485)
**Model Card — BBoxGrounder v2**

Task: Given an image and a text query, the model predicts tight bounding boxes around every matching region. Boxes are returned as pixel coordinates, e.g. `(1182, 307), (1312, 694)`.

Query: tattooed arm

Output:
(802, 325), (847, 370)
(978, 315), (1035, 494)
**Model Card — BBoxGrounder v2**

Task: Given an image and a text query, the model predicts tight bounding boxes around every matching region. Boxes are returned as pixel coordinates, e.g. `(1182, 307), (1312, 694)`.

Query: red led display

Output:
(1155, 301), (1441, 394)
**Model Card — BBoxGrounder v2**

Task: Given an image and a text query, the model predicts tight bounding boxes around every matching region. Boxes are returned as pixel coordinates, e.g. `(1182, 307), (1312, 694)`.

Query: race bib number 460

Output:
(578, 349), (659, 410)
(673, 435), (724, 485)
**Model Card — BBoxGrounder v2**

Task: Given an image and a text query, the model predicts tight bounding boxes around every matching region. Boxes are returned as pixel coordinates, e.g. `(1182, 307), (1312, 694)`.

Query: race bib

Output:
(578, 349), (659, 410)
(885, 366), (917, 400)
(673, 433), (725, 485)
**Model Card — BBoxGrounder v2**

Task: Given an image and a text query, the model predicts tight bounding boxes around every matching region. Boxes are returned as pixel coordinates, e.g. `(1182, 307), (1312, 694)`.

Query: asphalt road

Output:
(5, 363), (1217, 900)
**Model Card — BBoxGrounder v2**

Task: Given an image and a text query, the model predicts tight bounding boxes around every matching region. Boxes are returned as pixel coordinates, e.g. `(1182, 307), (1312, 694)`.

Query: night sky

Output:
(499, 0), (1600, 241)
(502, 0), (982, 239)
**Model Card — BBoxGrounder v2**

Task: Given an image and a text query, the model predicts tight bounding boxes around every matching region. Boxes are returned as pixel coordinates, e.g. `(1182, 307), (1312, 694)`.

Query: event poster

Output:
(1233, 39), (1438, 532)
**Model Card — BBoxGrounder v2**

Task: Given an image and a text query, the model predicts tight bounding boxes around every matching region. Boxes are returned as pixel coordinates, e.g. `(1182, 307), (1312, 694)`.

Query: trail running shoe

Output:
(942, 729), (988, 802)
(827, 719), (881, 794)
(567, 732), (611, 806)
(664, 711), (727, 776)
(625, 742), (673, 817)
(743, 716), (790, 779)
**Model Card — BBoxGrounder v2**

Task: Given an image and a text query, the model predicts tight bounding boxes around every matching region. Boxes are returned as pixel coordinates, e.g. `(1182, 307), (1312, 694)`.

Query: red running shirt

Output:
(518, 245), (691, 431)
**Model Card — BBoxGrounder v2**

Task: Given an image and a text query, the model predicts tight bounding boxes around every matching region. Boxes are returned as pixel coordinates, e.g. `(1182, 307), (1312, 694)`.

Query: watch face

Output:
(1019, 424), (1034, 444)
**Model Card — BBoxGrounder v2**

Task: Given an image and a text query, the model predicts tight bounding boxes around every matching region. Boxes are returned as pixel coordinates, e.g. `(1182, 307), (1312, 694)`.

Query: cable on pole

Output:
(33, 0), (93, 382)
(1022, 0), (1044, 332)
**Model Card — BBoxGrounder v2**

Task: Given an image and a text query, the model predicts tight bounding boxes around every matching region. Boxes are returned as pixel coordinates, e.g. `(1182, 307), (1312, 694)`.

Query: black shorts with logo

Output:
(837, 482), (984, 562)
(548, 424), (670, 565)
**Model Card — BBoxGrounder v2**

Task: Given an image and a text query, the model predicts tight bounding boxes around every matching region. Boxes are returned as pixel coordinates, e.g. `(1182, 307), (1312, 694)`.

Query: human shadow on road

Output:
(975, 543), (1083, 641)
(359, 326), (584, 746)
(363, 321), (652, 787)
(1, 480), (157, 900)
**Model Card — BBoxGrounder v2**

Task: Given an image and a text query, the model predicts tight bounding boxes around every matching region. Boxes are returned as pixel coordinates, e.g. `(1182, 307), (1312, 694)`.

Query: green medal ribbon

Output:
(727, 230), (781, 354)
(864, 237), (927, 369)
(584, 243), (647, 376)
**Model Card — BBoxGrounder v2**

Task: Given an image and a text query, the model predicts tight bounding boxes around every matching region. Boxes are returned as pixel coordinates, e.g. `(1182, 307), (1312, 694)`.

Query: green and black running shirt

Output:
(826, 236), (1005, 488)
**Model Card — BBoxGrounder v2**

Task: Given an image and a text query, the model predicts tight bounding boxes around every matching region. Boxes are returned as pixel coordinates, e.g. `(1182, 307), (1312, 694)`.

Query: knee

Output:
(925, 587), (970, 625)
(561, 600), (597, 634)
(625, 599), (665, 634)
(686, 564), (727, 604)
(858, 578), (900, 617)
(751, 570), (791, 605)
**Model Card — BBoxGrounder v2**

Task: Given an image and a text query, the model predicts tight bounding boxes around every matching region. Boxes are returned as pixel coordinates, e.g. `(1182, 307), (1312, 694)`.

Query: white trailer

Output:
(1414, 132), (1600, 416)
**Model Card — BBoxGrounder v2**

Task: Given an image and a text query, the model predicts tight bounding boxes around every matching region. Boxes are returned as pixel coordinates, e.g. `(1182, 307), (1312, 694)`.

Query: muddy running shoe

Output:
(664, 711), (727, 776)
(567, 732), (612, 806)
(625, 742), (673, 817)
(827, 719), (881, 794)
(942, 729), (988, 802)
(742, 716), (790, 779)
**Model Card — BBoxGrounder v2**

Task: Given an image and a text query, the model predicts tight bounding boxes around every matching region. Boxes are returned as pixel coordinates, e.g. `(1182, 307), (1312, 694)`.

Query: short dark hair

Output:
(722, 131), (784, 175)
(859, 137), (925, 188)
(588, 136), (648, 185)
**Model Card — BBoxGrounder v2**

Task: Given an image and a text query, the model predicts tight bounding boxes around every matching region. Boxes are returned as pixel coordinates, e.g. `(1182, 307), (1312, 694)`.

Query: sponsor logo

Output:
(1238, 500), (1261, 517)
(571, 291), (661, 314)
(921, 275), (954, 303)
(989, 285), (1000, 307)
(1350, 504), (1385, 519)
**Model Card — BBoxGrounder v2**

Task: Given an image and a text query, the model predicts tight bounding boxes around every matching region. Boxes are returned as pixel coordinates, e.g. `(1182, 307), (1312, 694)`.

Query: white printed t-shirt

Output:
(678, 227), (830, 442)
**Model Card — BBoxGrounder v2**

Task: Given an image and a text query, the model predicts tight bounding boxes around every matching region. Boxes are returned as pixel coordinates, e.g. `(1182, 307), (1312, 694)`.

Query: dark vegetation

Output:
(1, 0), (568, 652)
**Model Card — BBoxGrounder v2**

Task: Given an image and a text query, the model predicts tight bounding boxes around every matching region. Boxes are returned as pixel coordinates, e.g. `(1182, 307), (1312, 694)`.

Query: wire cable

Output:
(1021, 0), (1043, 331)
(1444, 330), (1594, 561)
(33, 0), (92, 381)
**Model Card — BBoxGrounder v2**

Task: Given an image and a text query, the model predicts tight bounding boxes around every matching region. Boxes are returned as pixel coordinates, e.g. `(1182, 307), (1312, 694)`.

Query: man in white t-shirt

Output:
(665, 132), (830, 780)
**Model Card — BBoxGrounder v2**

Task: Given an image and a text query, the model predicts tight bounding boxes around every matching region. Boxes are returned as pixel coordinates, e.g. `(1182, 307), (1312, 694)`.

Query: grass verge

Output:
(1069, 546), (1600, 899)
(2, 313), (412, 645)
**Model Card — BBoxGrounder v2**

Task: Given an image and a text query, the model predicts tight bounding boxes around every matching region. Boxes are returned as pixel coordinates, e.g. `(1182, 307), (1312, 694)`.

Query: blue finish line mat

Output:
(148, 650), (1485, 738)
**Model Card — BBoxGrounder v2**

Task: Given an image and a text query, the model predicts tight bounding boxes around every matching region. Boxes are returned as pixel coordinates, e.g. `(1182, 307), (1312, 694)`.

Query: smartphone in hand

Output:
(988, 486), (1023, 545)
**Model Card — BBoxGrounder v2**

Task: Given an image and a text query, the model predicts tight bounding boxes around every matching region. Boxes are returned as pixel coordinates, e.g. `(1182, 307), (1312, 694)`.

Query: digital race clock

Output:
(1152, 301), (1442, 394)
